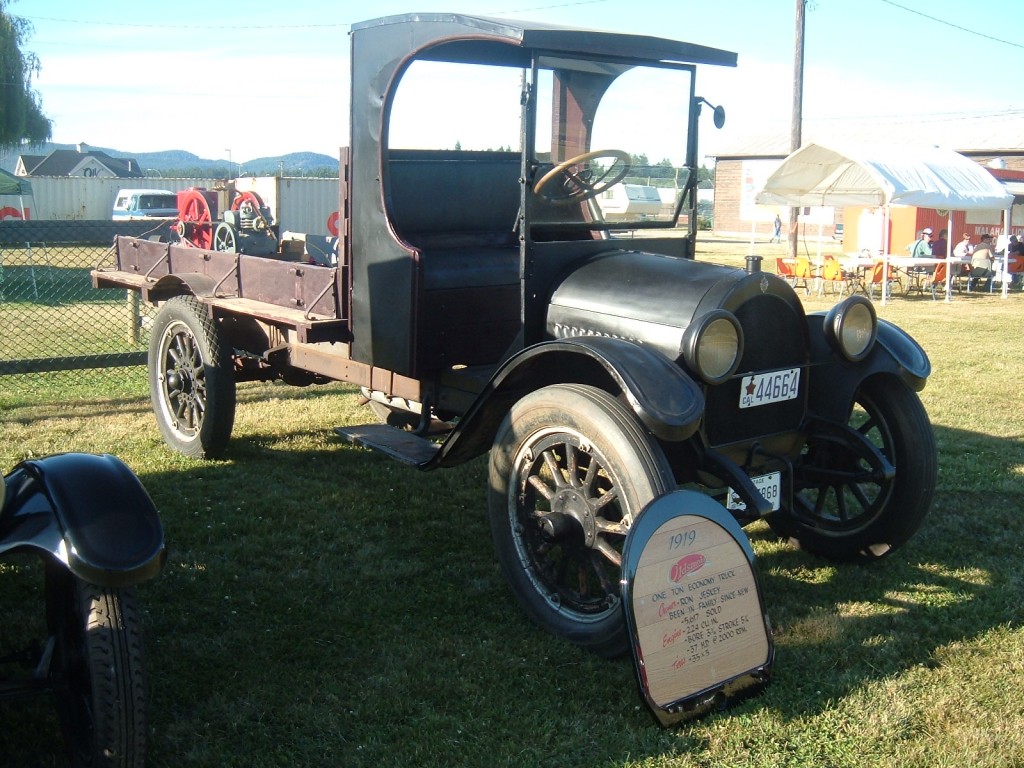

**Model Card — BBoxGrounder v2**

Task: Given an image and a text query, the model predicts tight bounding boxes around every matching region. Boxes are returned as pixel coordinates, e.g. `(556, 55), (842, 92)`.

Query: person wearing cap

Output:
(907, 228), (934, 276)
(969, 233), (996, 291)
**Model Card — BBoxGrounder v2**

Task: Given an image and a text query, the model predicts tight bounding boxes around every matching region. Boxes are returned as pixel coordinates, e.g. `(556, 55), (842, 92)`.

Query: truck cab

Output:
(93, 14), (936, 658)
(346, 15), (733, 387)
(112, 189), (178, 221)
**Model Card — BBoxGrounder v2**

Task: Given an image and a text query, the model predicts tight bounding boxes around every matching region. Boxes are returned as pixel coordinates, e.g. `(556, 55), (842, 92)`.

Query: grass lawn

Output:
(0, 236), (1022, 767)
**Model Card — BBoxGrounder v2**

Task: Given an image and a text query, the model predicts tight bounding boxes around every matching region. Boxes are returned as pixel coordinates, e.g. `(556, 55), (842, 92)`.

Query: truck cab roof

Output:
(351, 13), (737, 67)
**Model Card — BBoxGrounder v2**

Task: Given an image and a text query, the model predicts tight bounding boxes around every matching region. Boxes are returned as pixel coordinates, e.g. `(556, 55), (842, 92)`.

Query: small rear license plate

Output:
(739, 368), (800, 409)
(727, 471), (782, 513)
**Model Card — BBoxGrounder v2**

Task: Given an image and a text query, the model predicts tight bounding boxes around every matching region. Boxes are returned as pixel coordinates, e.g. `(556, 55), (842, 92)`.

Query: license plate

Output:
(739, 368), (800, 409)
(726, 471), (782, 513)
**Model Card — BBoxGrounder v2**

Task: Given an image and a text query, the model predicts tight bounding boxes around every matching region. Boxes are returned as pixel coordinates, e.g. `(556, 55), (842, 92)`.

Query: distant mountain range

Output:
(0, 142), (340, 176)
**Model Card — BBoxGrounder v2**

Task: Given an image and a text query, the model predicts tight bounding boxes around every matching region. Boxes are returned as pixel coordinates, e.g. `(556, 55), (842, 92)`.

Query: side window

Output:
(385, 58), (525, 243)
(389, 59), (522, 151)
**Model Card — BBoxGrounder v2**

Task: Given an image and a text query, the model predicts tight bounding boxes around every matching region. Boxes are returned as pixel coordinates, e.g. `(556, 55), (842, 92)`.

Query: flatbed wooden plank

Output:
(206, 296), (337, 324)
(91, 269), (151, 291)
(91, 268), (350, 343)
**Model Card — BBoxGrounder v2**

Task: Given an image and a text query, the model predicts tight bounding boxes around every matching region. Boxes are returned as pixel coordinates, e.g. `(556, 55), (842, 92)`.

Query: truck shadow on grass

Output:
(1, 422), (1019, 766)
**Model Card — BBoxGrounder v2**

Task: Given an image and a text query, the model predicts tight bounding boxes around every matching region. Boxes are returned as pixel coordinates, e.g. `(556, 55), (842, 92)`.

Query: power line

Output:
(22, 1), (613, 30)
(878, 0), (1024, 50)
(21, 14), (342, 29)
(485, 0), (610, 15)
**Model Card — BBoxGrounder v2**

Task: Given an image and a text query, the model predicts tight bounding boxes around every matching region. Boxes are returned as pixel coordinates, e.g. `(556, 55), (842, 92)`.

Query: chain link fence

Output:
(0, 220), (174, 387)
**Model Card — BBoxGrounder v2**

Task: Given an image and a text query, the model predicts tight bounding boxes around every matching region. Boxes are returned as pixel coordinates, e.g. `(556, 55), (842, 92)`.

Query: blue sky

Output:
(15, 0), (1024, 164)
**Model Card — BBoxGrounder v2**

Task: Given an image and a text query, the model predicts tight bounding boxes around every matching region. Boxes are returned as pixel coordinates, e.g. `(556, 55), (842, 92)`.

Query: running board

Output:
(334, 424), (440, 467)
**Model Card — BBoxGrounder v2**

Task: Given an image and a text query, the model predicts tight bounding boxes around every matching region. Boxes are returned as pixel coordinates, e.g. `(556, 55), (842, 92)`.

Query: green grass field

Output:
(0, 239), (1022, 767)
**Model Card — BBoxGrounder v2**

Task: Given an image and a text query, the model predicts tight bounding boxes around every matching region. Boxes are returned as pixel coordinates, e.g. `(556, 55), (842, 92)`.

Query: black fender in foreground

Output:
(1, 453), (165, 586)
(431, 337), (705, 468)
(805, 313), (931, 423)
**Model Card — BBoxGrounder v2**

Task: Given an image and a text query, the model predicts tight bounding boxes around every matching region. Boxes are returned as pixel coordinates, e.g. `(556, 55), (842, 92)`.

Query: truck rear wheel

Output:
(772, 376), (936, 560)
(488, 384), (674, 658)
(149, 295), (236, 459)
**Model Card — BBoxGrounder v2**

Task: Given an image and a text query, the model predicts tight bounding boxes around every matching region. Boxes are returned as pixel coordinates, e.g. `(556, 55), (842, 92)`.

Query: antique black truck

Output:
(93, 13), (936, 658)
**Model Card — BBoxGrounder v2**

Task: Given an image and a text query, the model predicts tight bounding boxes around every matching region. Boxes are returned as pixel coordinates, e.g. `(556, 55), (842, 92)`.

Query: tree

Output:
(0, 1), (51, 151)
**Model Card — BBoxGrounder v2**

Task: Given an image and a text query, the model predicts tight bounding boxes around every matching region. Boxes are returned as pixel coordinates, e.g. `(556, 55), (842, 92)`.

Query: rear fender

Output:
(149, 272), (219, 299)
(0, 454), (165, 586)
(432, 337), (705, 468)
(806, 314), (931, 421)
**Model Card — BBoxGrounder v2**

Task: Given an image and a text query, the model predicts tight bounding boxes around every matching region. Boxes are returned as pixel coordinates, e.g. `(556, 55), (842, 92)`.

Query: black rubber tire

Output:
(149, 295), (236, 459)
(770, 376), (936, 560)
(488, 384), (674, 658)
(47, 566), (148, 768)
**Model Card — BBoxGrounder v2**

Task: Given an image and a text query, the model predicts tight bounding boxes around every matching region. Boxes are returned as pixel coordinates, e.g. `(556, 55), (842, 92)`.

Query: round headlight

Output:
(825, 295), (877, 362)
(682, 310), (743, 385)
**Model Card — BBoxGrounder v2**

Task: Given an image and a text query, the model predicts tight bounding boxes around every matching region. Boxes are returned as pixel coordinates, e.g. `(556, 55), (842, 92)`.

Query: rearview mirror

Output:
(713, 105), (726, 129)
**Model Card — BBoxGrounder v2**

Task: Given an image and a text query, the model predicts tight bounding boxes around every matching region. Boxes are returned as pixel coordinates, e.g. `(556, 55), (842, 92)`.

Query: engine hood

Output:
(546, 249), (805, 363)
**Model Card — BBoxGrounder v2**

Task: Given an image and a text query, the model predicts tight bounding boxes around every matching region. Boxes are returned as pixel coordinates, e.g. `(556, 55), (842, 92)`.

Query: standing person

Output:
(772, 213), (782, 243)
(969, 233), (996, 291)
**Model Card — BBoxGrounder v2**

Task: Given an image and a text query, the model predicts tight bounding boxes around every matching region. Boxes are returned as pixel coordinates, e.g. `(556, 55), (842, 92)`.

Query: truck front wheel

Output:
(488, 384), (674, 658)
(772, 376), (936, 560)
(47, 564), (149, 768)
(149, 296), (236, 459)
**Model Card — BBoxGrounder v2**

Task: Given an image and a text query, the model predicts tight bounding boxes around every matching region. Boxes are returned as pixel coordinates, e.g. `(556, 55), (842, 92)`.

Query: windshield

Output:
(529, 56), (695, 232)
(140, 195), (177, 210)
(385, 50), (697, 245)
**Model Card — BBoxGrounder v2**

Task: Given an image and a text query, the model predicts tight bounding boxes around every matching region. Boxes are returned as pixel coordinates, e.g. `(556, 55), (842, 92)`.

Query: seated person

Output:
(953, 232), (973, 276)
(907, 228), (934, 274)
(969, 234), (997, 290)
(1006, 234), (1023, 288)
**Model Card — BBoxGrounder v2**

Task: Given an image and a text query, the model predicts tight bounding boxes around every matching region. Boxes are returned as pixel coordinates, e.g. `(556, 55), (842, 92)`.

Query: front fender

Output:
(806, 313), (931, 421)
(1, 454), (165, 586)
(432, 337), (704, 468)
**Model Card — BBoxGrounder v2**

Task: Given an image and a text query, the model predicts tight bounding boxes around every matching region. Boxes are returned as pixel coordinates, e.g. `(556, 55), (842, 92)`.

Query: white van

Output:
(112, 189), (179, 220)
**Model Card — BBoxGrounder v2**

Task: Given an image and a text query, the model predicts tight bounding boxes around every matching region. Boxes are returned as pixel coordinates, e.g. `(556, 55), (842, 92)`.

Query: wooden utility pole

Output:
(789, 0), (806, 258)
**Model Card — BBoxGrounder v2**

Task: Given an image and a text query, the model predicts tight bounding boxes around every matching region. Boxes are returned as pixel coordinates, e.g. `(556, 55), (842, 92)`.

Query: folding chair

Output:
(904, 264), (930, 295)
(867, 260), (902, 299)
(793, 257), (815, 295)
(929, 261), (951, 299)
(821, 256), (862, 296)
(775, 258), (796, 287)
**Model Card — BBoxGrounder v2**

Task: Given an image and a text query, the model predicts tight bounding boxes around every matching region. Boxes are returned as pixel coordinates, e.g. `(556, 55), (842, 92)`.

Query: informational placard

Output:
(622, 491), (773, 726)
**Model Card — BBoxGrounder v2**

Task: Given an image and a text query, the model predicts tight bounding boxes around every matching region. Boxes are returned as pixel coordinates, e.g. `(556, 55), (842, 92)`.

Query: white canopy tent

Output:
(756, 143), (1015, 302)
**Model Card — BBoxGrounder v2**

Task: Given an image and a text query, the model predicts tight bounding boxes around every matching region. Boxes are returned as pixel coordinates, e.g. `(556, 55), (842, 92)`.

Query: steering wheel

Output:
(533, 149), (632, 206)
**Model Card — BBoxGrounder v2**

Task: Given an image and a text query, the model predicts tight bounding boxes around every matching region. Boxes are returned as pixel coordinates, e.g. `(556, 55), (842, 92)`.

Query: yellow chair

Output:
(821, 256), (862, 296)
(793, 257), (815, 295)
